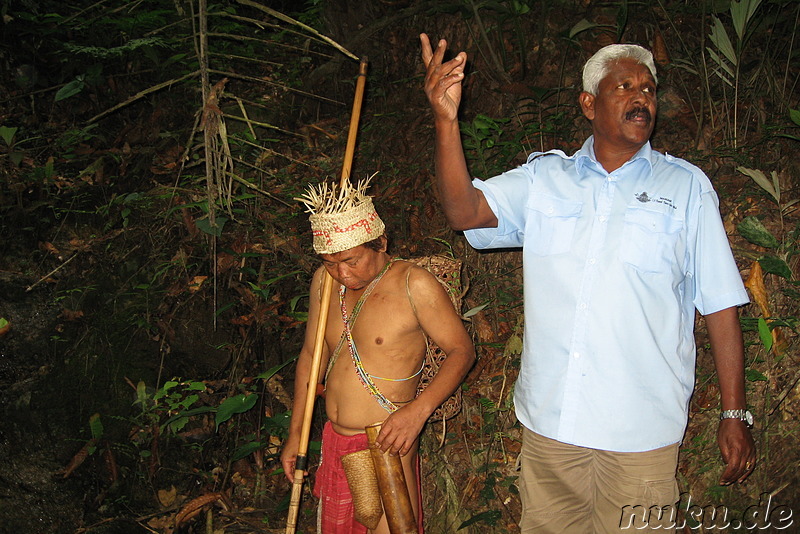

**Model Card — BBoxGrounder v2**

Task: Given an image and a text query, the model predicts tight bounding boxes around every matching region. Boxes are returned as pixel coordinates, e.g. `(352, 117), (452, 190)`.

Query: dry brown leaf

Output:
(40, 241), (61, 256)
(60, 439), (97, 478)
(187, 276), (207, 293)
(174, 492), (222, 527)
(472, 313), (496, 343)
(652, 29), (670, 65)
(59, 309), (84, 321)
(102, 446), (118, 484)
(744, 260), (787, 356)
(230, 314), (254, 326)
(147, 515), (174, 532)
(745, 260), (770, 318)
(158, 486), (178, 508)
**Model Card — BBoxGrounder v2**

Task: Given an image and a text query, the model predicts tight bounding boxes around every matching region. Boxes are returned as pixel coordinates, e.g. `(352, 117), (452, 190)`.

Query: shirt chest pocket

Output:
(621, 207), (684, 274)
(526, 194), (582, 256)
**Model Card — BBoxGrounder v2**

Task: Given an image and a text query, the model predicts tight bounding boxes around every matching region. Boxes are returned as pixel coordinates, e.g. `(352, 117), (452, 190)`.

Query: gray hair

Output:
(582, 44), (657, 95)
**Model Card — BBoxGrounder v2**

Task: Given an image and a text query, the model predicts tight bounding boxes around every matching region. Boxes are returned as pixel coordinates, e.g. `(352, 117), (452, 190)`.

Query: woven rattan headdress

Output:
(296, 176), (385, 254)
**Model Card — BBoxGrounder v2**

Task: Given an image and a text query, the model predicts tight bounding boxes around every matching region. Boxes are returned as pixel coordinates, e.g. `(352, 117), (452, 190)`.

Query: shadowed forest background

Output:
(0, 0), (799, 532)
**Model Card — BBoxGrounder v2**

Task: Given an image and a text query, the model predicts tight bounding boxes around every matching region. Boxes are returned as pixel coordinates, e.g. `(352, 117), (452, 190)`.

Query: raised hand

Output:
(420, 33), (467, 123)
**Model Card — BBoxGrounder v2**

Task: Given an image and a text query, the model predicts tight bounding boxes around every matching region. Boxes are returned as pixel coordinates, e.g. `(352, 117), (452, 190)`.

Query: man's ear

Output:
(378, 235), (388, 253)
(579, 92), (595, 121)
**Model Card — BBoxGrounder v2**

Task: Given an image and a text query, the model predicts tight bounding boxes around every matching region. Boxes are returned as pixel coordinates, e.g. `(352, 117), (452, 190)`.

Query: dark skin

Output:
(420, 33), (756, 485)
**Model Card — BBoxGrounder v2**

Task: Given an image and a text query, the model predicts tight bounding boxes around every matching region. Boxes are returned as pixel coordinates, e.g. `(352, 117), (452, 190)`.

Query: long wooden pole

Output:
(285, 56), (369, 534)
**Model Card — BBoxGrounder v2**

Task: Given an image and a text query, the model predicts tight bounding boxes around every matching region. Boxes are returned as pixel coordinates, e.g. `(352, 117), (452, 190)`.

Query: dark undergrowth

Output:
(0, 1), (798, 532)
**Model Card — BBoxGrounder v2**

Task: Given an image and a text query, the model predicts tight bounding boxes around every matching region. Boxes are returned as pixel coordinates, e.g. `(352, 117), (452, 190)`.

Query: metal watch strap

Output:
(720, 409), (753, 427)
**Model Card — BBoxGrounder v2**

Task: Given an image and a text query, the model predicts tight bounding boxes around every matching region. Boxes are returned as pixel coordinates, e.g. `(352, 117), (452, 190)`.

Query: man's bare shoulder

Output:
(393, 259), (441, 286)
(392, 259), (452, 303)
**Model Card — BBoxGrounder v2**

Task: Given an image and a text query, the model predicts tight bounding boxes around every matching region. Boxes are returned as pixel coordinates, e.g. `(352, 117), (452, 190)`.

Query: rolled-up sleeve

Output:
(464, 168), (530, 250)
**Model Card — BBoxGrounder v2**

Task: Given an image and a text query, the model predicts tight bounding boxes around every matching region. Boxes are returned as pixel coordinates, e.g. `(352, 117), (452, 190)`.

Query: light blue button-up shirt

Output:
(465, 136), (749, 452)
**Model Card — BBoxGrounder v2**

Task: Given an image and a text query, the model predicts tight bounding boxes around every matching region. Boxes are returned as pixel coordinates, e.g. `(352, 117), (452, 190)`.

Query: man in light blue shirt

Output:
(420, 36), (756, 533)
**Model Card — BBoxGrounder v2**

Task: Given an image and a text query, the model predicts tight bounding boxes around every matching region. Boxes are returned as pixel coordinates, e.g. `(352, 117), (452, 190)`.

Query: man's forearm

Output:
(434, 118), (497, 230)
(705, 306), (747, 410)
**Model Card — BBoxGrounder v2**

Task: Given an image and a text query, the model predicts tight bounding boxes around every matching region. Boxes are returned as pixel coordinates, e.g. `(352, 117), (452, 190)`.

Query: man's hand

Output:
(718, 418), (756, 485)
(420, 33), (466, 123)
(373, 404), (428, 456)
(280, 434), (305, 482)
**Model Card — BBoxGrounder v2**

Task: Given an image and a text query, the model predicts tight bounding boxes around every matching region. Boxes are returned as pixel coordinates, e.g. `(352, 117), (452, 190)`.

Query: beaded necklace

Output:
(339, 259), (400, 413)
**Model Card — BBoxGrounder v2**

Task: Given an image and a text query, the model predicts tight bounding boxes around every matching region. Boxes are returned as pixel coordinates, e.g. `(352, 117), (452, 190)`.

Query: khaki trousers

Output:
(518, 427), (679, 534)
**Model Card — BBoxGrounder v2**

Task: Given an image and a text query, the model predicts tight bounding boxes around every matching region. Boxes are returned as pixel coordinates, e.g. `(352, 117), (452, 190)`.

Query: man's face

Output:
(580, 58), (657, 152)
(320, 240), (387, 291)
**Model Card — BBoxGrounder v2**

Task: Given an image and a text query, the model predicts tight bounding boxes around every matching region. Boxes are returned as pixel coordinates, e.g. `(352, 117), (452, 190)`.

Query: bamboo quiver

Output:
(365, 422), (419, 534)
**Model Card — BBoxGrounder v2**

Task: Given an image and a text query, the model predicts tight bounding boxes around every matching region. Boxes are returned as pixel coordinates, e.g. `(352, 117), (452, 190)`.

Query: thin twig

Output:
(86, 70), (200, 124)
(768, 369), (800, 416)
(234, 0), (358, 61)
(209, 68), (344, 106)
(26, 252), (79, 292)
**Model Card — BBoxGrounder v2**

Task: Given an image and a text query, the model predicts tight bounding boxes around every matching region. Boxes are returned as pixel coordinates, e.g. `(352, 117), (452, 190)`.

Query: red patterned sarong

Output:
(313, 422), (424, 533)
(314, 422), (369, 533)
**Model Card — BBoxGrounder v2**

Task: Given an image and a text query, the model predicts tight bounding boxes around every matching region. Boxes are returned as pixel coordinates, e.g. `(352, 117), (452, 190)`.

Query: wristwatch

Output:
(720, 409), (754, 428)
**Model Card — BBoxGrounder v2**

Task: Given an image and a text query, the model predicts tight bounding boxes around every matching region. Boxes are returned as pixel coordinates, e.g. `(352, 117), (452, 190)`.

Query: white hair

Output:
(582, 44), (657, 95)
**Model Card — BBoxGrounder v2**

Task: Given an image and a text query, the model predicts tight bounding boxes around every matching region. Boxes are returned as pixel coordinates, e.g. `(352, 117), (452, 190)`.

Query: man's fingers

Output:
(720, 448), (756, 485)
(420, 33), (433, 65)
(420, 34), (448, 70)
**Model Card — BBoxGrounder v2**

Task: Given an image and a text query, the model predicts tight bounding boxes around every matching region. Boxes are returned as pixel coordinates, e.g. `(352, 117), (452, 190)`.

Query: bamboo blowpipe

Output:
(285, 56), (369, 534)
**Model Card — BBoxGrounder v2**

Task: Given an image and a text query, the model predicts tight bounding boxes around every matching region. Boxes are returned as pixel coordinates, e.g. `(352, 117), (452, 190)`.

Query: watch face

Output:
(745, 411), (754, 425)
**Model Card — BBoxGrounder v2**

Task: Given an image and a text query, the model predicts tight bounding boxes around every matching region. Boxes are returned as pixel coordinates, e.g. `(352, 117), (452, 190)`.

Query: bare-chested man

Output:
(281, 179), (475, 534)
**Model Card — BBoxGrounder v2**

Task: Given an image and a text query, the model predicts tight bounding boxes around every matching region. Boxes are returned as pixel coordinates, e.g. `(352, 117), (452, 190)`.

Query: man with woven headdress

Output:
(281, 178), (475, 534)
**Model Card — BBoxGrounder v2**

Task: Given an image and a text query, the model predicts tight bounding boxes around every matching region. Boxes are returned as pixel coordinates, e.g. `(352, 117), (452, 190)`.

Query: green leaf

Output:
(705, 49), (734, 86)
(55, 78), (86, 102)
(758, 256), (792, 280)
(135, 380), (148, 407)
(179, 394), (199, 409)
(231, 441), (264, 461)
(708, 16), (737, 66)
(730, 0), (762, 41)
(215, 393), (259, 429)
(737, 166), (778, 203)
(757, 317), (773, 352)
(0, 317), (8, 329)
(458, 510), (502, 529)
(745, 368), (768, 382)
(464, 302), (489, 318)
(154, 380), (179, 401)
(568, 19), (600, 39)
(89, 413), (104, 440)
(255, 356), (297, 381)
(187, 381), (207, 391)
(504, 334), (524, 356)
(790, 108), (800, 127)
(196, 216), (228, 237)
(737, 216), (779, 249)
(0, 126), (17, 146)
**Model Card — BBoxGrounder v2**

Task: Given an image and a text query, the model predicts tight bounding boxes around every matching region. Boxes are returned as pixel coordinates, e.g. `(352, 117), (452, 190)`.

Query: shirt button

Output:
(573, 352), (581, 359)
(599, 216), (607, 222)
(589, 258), (596, 265)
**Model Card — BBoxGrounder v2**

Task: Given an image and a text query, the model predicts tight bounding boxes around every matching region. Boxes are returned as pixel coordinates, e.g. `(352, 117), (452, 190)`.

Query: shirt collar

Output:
(574, 136), (654, 178)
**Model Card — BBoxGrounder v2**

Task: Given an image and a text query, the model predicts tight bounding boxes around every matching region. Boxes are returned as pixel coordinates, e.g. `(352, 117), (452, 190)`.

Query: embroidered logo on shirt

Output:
(635, 192), (676, 210)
